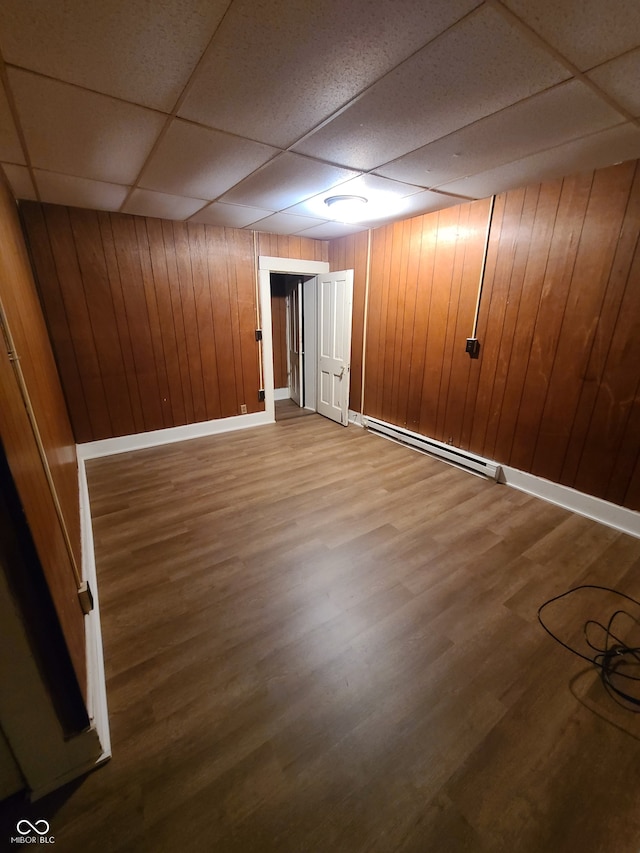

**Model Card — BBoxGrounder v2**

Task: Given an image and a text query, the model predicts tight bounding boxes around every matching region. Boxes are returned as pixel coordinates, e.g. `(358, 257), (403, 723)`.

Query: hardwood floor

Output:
(275, 398), (316, 420)
(5, 415), (640, 852)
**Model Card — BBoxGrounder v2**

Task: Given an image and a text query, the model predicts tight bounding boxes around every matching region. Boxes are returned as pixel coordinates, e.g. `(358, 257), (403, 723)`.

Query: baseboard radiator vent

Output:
(363, 416), (501, 481)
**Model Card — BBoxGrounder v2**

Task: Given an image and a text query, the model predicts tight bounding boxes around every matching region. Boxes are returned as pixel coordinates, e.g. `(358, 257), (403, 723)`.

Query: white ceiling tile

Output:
(34, 170), (130, 210)
(122, 188), (208, 220)
(2, 164), (36, 200)
(588, 49), (640, 117)
(219, 153), (360, 210)
(0, 2), (637, 235)
(0, 0), (230, 111)
(9, 70), (166, 184)
(295, 221), (369, 240)
(389, 190), (467, 219)
(500, 0), (640, 70)
(375, 80), (624, 188)
(294, 5), (571, 171)
(139, 119), (278, 201)
(437, 123), (640, 199)
(0, 81), (25, 164)
(331, 173), (424, 198)
(250, 212), (329, 236)
(283, 173), (422, 220)
(189, 202), (274, 228)
(178, 0), (482, 147)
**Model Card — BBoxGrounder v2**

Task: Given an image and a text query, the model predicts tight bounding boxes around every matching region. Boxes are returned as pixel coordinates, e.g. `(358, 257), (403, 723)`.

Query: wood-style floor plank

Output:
(4, 415), (640, 852)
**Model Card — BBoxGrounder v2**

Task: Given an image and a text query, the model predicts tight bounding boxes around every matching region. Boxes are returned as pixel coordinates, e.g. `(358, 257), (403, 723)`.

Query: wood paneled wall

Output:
(477, 161), (640, 510)
(0, 180), (86, 694)
(334, 160), (640, 511)
(271, 295), (288, 389)
(21, 203), (329, 443)
(256, 232), (329, 264)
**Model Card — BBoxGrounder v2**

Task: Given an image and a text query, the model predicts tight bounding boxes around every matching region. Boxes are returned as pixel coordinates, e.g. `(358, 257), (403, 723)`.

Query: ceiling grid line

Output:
(0, 0), (638, 235)
(489, 0), (640, 126)
(0, 52), (40, 202)
(116, 0), (240, 215)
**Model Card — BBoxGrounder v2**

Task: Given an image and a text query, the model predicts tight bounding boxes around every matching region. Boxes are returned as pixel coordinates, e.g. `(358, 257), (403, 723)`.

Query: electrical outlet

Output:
(465, 337), (480, 359)
(240, 404), (247, 414)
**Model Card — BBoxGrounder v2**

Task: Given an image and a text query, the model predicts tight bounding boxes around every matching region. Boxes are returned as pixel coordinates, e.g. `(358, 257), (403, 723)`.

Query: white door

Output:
(317, 269), (353, 426)
(287, 281), (303, 406)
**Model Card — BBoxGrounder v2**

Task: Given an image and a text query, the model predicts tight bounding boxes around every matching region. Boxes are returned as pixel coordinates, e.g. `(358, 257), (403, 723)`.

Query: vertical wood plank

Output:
(233, 229), (261, 413)
(161, 218), (195, 424)
(144, 216), (188, 427)
(363, 227), (387, 420)
(441, 199), (489, 447)
(406, 213), (434, 431)
(173, 221), (206, 424)
(44, 204), (113, 440)
(389, 219), (411, 427)
(20, 203), (92, 442)
(481, 186), (538, 459)
(532, 162), (636, 483)
(207, 226), (238, 417)
(134, 217), (173, 429)
(69, 209), (135, 438)
(98, 212), (146, 434)
(508, 173), (593, 472)
(419, 207), (458, 440)
(490, 183), (561, 463)
(271, 294), (288, 389)
(561, 163), (640, 487)
(110, 214), (164, 432)
(574, 235), (640, 501)
(187, 222), (221, 421)
(469, 187), (526, 454)
(381, 221), (404, 422)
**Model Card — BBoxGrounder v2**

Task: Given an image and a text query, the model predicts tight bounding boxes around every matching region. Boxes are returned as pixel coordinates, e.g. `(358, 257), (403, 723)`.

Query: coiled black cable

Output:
(538, 584), (640, 711)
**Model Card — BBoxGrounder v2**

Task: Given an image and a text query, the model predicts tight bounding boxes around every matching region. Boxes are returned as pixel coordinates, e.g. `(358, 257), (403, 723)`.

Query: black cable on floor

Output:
(538, 584), (640, 711)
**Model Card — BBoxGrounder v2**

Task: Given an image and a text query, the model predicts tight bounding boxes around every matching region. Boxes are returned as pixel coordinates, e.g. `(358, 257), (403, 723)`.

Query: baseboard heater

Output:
(363, 416), (501, 481)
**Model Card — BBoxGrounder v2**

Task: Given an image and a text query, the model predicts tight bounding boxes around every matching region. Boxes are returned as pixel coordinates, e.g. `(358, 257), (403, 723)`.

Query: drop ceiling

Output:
(1, 0), (639, 239)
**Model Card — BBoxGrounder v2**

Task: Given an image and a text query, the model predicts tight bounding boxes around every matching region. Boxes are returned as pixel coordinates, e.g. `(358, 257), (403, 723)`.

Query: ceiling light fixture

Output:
(324, 194), (368, 223)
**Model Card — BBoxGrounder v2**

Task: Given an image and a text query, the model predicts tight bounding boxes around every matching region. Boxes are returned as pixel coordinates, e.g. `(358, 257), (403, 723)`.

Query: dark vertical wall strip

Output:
(271, 294), (288, 389)
(333, 161), (640, 512)
(21, 203), (329, 443)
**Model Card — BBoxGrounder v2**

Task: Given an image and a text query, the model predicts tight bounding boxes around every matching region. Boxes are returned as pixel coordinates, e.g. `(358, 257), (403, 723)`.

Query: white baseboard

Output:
(73, 410), (276, 777)
(355, 413), (639, 538)
(77, 411), (273, 460)
(499, 465), (640, 539)
(274, 388), (290, 401)
(78, 457), (111, 765)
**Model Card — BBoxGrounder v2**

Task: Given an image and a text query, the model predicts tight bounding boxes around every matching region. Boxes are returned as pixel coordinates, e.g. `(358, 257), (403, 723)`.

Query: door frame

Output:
(258, 256), (329, 422)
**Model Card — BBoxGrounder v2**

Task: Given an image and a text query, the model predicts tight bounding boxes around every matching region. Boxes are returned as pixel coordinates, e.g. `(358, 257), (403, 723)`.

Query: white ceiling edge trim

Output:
(258, 256), (329, 273)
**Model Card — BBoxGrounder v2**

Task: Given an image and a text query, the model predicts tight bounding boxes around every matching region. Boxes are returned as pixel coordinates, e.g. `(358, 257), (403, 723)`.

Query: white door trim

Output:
(258, 257), (329, 422)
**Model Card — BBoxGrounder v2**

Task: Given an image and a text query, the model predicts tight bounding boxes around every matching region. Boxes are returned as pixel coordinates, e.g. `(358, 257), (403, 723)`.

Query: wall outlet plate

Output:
(465, 338), (480, 358)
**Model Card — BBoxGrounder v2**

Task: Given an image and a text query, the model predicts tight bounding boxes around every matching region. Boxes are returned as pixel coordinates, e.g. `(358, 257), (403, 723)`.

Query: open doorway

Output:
(258, 256), (353, 427)
(270, 272), (315, 421)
